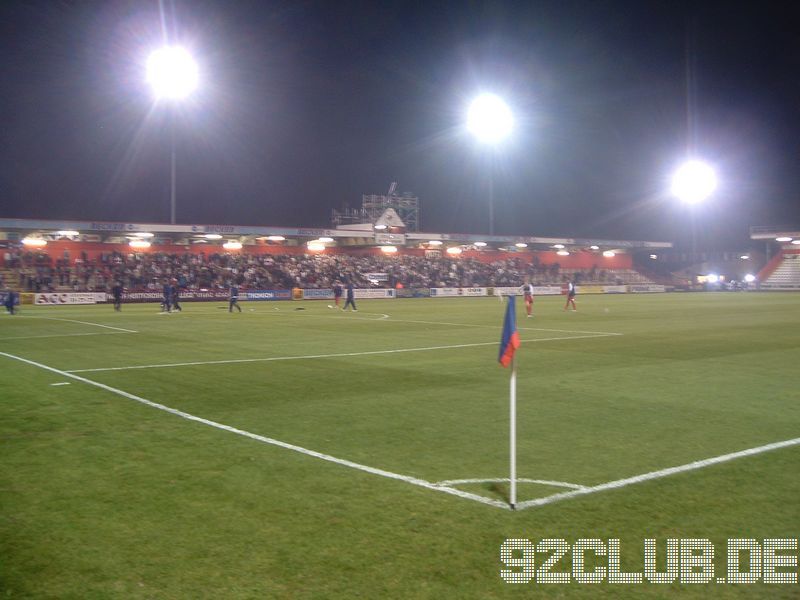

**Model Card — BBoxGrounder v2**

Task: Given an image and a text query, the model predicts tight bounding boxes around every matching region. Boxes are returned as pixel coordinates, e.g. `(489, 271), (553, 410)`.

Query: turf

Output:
(1, 292), (799, 598)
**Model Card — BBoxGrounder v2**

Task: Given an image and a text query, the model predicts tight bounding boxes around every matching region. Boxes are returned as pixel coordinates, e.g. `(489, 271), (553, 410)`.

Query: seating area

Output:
(761, 253), (800, 289)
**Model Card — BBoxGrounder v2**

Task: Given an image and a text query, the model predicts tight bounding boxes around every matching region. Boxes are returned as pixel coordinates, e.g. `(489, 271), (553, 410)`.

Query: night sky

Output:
(1, 0), (798, 249)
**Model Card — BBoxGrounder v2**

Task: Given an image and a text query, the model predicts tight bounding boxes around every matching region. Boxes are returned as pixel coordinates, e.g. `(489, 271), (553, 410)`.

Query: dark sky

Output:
(1, 0), (798, 249)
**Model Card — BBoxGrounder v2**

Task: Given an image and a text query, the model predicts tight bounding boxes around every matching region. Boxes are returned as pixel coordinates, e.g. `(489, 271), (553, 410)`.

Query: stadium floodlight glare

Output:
(380, 245), (397, 254)
(223, 241), (242, 250)
(266, 235), (286, 242)
(603, 250), (615, 257)
(650, 254), (658, 259)
(204, 234), (222, 240)
(744, 273), (756, 283)
(56, 230), (79, 237)
(446, 247), (463, 255)
(515, 242), (528, 248)
(146, 46), (199, 100)
(792, 240), (800, 245)
(22, 237), (47, 247)
(590, 245), (600, 250)
(556, 250), (570, 256)
(671, 160), (717, 204)
(474, 241), (487, 247)
(428, 240), (443, 246)
(467, 94), (513, 144)
(307, 241), (325, 251)
(374, 224), (387, 230)
(129, 240), (151, 249)
(740, 255), (750, 260)
(134, 232), (154, 238)
(317, 237), (334, 243)
(552, 244), (565, 249)
(775, 236), (792, 242)
(706, 274), (719, 283)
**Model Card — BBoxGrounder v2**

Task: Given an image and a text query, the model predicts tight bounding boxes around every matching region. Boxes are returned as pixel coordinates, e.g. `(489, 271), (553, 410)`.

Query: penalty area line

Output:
(0, 351), (509, 511)
(19, 316), (138, 333)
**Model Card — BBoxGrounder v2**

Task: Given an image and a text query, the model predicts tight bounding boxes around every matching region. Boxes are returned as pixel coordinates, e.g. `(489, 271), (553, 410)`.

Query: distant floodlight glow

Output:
(428, 240), (443, 246)
(129, 240), (150, 249)
(792, 240), (800, 245)
(602, 250), (615, 258)
(552, 244), (565, 249)
(776, 236), (792, 242)
(22, 237), (47, 247)
(307, 242), (325, 251)
(56, 230), (79, 236)
(590, 245), (599, 250)
(671, 160), (717, 204)
(650, 254), (658, 259)
(146, 46), (198, 100)
(380, 245), (397, 254)
(556, 250), (569, 256)
(515, 243), (528, 248)
(706, 274), (719, 283)
(744, 274), (756, 283)
(374, 224), (387, 230)
(204, 234), (222, 240)
(134, 232), (154, 238)
(446, 247), (463, 255)
(317, 237), (334, 243)
(474, 241), (487, 247)
(467, 94), (513, 144)
(223, 241), (242, 250)
(740, 255), (750, 260)
(267, 235), (285, 242)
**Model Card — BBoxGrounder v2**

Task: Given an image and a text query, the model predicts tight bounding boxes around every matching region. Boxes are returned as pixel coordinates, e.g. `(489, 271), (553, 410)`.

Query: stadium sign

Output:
(629, 284), (666, 293)
(245, 290), (292, 301)
(430, 287), (488, 297)
(34, 292), (106, 305)
(354, 288), (396, 298)
(302, 289), (335, 300)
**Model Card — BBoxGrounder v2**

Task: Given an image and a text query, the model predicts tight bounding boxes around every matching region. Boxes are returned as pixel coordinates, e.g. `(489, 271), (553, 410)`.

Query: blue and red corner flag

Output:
(498, 296), (521, 368)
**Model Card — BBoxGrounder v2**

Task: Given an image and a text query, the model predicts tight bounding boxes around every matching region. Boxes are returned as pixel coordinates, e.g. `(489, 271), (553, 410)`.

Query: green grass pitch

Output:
(1, 292), (799, 598)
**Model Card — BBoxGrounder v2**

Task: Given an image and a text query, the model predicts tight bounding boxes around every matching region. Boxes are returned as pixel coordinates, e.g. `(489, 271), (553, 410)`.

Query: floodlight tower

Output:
(467, 93), (513, 236)
(146, 46), (199, 224)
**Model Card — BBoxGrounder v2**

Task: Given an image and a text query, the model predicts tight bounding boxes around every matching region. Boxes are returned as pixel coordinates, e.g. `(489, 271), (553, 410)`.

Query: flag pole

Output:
(509, 353), (517, 510)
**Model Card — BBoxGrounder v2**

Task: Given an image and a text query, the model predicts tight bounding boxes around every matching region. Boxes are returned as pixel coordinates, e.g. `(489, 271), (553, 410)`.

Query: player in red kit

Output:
(521, 282), (534, 318)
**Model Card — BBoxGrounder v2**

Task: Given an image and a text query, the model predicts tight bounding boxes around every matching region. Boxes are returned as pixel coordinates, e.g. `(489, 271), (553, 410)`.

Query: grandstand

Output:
(751, 226), (800, 289)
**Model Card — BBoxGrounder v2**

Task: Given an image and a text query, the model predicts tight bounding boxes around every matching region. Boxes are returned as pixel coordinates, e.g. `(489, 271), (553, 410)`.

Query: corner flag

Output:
(498, 296), (520, 368)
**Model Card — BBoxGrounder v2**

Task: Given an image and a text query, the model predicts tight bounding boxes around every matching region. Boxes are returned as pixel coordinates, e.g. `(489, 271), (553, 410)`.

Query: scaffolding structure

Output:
(331, 182), (420, 231)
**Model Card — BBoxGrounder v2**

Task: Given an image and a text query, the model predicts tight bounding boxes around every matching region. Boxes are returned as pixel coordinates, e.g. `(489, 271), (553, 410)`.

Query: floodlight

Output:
(792, 240), (800, 245)
(744, 274), (756, 283)
(267, 235), (285, 241)
(129, 240), (151, 249)
(474, 241), (487, 247)
(740, 255), (750, 260)
(22, 237), (47, 247)
(556, 250), (569, 256)
(380, 245), (397, 254)
(428, 240), (443, 246)
(318, 237), (334, 243)
(223, 241), (242, 250)
(650, 254), (658, 259)
(515, 243), (528, 248)
(602, 251), (615, 257)
(776, 236), (792, 242)
(552, 244), (565, 249)
(446, 247), (463, 255)
(374, 224), (387, 230)
(467, 94), (513, 144)
(56, 230), (79, 237)
(307, 242), (325, 251)
(706, 274), (719, 283)
(205, 234), (222, 240)
(146, 46), (198, 100)
(134, 232), (154, 238)
(671, 160), (717, 204)
(589, 245), (599, 250)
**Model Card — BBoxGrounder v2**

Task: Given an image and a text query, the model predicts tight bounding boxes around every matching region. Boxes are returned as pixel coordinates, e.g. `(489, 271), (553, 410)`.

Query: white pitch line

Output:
(20, 316), (137, 333)
(515, 436), (800, 511)
(386, 317), (623, 337)
(0, 351), (509, 511)
(0, 331), (132, 341)
(65, 333), (618, 373)
(436, 478), (588, 491)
